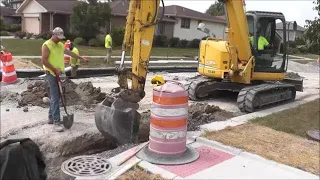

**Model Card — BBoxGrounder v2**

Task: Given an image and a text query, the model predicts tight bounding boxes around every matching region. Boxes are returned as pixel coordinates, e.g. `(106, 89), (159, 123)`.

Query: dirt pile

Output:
(275, 61), (319, 73)
(17, 80), (107, 108)
(188, 103), (236, 131)
(285, 72), (303, 79)
(0, 91), (19, 102)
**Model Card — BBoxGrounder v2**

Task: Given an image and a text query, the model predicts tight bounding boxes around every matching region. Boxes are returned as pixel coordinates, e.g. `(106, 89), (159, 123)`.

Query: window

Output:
(158, 23), (165, 34)
(181, 18), (190, 29)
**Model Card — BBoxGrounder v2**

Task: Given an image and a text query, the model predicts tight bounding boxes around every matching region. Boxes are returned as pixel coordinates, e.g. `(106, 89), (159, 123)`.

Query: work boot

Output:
(48, 118), (53, 124)
(54, 121), (64, 132)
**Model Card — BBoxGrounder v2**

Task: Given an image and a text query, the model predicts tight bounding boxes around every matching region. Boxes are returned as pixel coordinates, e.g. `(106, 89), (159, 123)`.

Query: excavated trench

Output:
(1, 79), (241, 179)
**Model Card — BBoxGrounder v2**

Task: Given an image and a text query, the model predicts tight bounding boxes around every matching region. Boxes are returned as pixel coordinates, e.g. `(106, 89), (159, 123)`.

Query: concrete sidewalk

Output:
(74, 135), (319, 180)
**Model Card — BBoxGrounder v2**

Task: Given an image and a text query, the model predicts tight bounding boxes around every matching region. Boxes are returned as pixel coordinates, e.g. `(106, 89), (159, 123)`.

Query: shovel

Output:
(56, 74), (74, 129)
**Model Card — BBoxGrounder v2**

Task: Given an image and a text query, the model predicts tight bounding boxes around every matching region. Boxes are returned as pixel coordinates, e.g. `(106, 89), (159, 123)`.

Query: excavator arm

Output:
(95, 0), (163, 145)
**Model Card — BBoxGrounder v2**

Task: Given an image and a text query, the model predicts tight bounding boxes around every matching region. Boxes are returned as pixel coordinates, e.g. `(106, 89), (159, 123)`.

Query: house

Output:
(276, 22), (305, 41)
(109, 1), (228, 40)
(15, 0), (77, 34)
(15, 0), (227, 40)
(0, 6), (21, 25)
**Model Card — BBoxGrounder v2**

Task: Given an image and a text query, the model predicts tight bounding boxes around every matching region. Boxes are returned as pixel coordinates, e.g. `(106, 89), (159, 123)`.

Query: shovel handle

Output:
(55, 74), (69, 115)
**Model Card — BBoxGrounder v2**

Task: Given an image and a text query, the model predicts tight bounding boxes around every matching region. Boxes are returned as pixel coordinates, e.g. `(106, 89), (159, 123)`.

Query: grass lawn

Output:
(116, 166), (165, 180)
(1, 39), (198, 57)
(203, 99), (320, 175)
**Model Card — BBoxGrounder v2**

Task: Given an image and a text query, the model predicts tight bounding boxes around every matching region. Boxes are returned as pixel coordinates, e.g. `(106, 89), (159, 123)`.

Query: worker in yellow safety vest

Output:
(104, 30), (112, 63)
(69, 41), (82, 77)
(41, 27), (88, 132)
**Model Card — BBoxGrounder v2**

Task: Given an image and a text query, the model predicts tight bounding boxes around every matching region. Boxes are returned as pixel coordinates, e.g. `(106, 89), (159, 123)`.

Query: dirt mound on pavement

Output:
(188, 103), (237, 131)
(285, 72), (303, 79)
(18, 80), (106, 108)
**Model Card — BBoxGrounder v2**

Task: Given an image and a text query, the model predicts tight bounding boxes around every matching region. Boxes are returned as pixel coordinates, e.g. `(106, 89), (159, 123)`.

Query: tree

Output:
(304, 0), (320, 54)
(206, 1), (224, 16)
(1, 0), (13, 8)
(70, 0), (111, 40)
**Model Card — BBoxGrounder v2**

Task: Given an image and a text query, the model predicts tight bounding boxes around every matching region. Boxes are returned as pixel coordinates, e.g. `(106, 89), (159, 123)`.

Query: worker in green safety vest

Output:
(104, 30), (112, 63)
(41, 27), (88, 132)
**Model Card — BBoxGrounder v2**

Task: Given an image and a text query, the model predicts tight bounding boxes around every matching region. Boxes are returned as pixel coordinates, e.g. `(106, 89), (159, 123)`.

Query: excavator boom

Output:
(95, 0), (162, 145)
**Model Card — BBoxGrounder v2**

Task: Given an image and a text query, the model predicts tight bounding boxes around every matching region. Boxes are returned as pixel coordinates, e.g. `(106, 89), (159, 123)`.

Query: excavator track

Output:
(185, 77), (297, 113)
(236, 83), (296, 113)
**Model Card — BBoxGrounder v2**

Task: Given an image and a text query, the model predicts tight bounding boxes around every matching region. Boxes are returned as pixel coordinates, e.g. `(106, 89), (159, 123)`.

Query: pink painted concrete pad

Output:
(157, 145), (234, 178)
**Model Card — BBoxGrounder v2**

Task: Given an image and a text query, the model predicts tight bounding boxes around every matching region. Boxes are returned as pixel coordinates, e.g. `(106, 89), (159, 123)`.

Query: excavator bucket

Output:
(94, 96), (141, 145)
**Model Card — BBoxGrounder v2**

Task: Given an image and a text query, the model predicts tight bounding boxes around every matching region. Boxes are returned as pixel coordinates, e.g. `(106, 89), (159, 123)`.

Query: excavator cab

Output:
(246, 11), (288, 73)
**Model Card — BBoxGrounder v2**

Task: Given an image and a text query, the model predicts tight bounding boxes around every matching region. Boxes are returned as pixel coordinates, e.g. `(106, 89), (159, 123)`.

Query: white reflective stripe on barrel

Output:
(151, 105), (188, 117)
(150, 127), (187, 140)
(2, 61), (14, 66)
(2, 71), (17, 77)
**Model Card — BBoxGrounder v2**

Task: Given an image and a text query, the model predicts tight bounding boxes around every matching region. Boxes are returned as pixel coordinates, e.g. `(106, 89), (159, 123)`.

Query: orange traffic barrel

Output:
(136, 80), (199, 165)
(64, 40), (70, 63)
(1, 52), (18, 84)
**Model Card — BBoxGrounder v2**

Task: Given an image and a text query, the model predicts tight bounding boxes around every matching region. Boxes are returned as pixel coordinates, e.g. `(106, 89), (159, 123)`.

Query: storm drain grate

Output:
(61, 155), (112, 177)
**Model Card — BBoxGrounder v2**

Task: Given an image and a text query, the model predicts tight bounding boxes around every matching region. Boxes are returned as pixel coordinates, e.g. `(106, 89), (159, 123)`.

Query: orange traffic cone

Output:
(1, 51), (18, 84)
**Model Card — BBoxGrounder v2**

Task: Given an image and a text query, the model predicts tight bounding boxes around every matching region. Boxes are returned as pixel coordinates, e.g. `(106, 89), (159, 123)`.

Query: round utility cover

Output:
(306, 130), (320, 141)
(136, 145), (199, 165)
(61, 155), (112, 178)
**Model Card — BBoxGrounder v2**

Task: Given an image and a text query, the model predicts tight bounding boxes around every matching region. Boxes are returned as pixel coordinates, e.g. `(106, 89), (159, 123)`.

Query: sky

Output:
(163, 0), (319, 27)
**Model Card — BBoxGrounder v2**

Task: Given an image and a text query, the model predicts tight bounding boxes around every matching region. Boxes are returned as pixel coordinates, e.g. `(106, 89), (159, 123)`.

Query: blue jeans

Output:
(45, 74), (61, 122)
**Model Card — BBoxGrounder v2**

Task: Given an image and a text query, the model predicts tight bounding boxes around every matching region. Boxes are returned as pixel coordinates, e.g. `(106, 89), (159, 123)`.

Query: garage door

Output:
(24, 17), (40, 34)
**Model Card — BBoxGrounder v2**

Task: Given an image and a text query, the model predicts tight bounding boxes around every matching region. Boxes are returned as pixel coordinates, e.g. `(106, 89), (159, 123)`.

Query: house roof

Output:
(276, 22), (305, 32)
(0, 6), (18, 16)
(16, 0), (78, 14)
(110, 0), (226, 24)
(163, 5), (226, 24)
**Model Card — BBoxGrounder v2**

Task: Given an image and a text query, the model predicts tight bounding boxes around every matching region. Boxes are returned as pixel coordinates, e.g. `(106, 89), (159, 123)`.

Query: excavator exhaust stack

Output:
(94, 95), (140, 145)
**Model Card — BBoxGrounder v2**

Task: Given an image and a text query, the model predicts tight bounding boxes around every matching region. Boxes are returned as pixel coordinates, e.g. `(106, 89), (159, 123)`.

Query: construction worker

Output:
(69, 41), (81, 77)
(104, 30), (112, 63)
(250, 34), (270, 51)
(41, 27), (88, 132)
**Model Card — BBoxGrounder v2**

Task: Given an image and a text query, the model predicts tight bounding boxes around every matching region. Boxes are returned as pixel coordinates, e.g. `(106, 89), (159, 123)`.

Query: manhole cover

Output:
(307, 130), (320, 141)
(61, 155), (112, 177)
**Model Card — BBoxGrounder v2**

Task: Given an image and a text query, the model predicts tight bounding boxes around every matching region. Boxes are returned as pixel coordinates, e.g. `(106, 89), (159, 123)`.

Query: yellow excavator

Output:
(95, 0), (303, 145)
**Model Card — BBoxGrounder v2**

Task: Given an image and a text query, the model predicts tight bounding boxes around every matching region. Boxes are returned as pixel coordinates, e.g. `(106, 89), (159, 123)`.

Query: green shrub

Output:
(9, 24), (21, 32)
(40, 31), (52, 40)
(0, 31), (9, 36)
(64, 32), (77, 42)
(178, 39), (188, 48)
(0, 17), (4, 31)
(15, 31), (26, 39)
(34, 34), (42, 39)
(288, 40), (296, 48)
(187, 39), (201, 48)
(287, 47), (300, 54)
(74, 37), (86, 45)
(297, 45), (308, 54)
(153, 35), (167, 47)
(88, 38), (100, 47)
(26, 32), (34, 39)
(111, 26), (125, 47)
(294, 36), (305, 46)
(167, 37), (179, 47)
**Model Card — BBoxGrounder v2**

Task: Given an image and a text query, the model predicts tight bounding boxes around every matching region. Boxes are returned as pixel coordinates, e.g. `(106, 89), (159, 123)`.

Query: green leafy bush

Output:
(167, 37), (179, 47)
(187, 39), (201, 48)
(178, 39), (188, 48)
(9, 24), (21, 32)
(287, 47), (300, 54)
(153, 35), (167, 47)
(0, 17), (4, 31)
(288, 40), (296, 48)
(297, 45), (308, 54)
(294, 36), (305, 46)
(15, 31), (26, 39)
(0, 31), (9, 36)
(88, 38), (100, 47)
(40, 31), (52, 40)
(26, 32), (34, 39)
(111, 26), (125, 47)
(74, 37), (86, 45)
